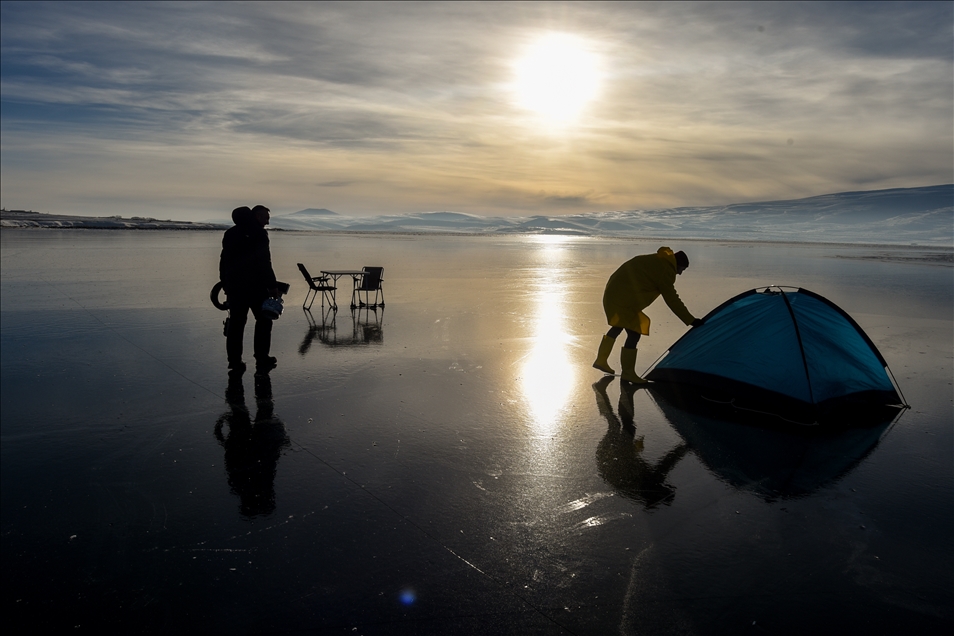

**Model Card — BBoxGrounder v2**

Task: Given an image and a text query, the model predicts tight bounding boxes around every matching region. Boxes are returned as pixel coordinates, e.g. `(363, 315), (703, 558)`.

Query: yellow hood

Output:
(655, 246), (677, 271)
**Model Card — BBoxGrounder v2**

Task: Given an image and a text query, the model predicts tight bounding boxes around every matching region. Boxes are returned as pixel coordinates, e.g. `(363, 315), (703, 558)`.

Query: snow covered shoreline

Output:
(3, 184), (951, 246)
(0, 209), (227, 230)
(265, 184), (954, 247)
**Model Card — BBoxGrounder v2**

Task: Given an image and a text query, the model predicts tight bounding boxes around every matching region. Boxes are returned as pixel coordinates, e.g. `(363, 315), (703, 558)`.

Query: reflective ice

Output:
(2, 230), (951, 633)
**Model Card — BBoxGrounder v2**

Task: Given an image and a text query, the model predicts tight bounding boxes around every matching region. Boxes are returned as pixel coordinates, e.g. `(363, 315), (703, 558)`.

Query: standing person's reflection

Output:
(214, 373), (290, 518)
(593, 376), (689, 509)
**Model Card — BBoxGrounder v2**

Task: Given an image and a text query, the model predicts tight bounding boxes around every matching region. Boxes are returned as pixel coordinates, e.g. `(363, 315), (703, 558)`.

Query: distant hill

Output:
(267, 185), (953, 246)
(281, 208), (338, 217)
(5, 185), (952, 245)
(0, 209), (227, 230)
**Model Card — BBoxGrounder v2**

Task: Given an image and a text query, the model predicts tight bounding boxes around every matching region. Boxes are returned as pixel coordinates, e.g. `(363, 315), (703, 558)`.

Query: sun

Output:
(512, 33), (602, 125)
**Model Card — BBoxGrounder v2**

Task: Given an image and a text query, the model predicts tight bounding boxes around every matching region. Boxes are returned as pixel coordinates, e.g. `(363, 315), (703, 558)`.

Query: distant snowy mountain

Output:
(283, 208), (338, 217)
(268, 185), (953, 246)
(1, 209), (227, 230)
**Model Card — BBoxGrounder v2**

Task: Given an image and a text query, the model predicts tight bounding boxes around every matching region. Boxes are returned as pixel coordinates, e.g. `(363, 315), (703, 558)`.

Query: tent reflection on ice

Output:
(644, 287), (907, 423)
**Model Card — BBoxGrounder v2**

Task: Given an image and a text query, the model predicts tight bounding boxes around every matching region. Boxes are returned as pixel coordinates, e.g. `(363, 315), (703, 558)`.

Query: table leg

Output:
(350, 274), (360, 309)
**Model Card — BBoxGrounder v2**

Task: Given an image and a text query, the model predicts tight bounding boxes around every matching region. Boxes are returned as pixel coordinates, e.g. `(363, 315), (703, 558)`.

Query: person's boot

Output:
(592, 335), (616, 375)
(255, 356), (277, 374)
(620, 348), (648, 384)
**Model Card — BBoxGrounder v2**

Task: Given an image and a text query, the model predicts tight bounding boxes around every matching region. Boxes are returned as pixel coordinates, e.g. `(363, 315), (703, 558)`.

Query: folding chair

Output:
(351, 266), (385, 309)
(297, 263), (337, 310)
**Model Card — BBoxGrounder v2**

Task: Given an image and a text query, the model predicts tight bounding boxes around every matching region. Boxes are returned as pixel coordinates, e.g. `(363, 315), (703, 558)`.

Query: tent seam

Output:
(780, 289), (815, 406)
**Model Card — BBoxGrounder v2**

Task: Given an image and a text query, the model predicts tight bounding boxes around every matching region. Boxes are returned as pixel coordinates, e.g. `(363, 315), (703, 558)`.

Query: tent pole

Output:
(885, 365), (910, 408)
(779, 290), (815, 406)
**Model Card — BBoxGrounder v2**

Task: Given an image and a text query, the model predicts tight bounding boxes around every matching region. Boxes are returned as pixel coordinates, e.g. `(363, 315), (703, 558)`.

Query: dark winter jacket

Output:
(219, 207), (277, 298)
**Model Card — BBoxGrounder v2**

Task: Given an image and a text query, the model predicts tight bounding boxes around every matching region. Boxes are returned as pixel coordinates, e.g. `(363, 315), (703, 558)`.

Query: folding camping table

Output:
(320, 270), (366, 309)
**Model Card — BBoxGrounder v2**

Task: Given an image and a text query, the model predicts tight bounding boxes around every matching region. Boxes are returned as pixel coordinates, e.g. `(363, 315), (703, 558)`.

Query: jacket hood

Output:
(655, 246), (677, 270)
(231, 206), (253, 226)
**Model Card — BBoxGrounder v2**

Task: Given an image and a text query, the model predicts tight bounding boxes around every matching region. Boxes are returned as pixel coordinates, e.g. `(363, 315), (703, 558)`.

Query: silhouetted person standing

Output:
(593, 246), (702, 383)
(220, 205), (279, 373)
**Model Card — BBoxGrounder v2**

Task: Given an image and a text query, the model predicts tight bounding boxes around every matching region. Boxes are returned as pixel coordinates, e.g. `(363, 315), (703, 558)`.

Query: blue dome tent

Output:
(645, 287), (907, 424)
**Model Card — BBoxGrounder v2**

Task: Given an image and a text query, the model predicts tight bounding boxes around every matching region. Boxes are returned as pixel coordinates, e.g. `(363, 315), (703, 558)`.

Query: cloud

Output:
(541, 190), (603, 208)
(316, 180), (356, 188)
(1, 1), (951, 219)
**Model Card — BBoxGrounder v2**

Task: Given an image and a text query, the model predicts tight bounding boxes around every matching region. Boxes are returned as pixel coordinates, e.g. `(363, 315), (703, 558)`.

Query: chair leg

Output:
(303, 288), (316, 310)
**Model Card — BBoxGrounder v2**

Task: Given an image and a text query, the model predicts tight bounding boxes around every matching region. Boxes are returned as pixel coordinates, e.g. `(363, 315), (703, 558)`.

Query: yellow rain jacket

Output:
(603, 247), (695, 335)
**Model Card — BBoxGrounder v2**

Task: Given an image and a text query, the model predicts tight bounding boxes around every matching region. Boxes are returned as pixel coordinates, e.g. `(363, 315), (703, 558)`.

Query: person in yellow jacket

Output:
(593, 247), (703, 383)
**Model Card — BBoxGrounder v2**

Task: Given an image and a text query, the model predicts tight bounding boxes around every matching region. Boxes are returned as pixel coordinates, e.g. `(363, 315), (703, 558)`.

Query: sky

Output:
(1, 1), (952, 221)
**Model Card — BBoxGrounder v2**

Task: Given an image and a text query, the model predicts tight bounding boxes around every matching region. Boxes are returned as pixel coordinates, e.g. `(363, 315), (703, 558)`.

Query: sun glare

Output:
(520, 240), (576, 431)
(512, 33), (602, 125)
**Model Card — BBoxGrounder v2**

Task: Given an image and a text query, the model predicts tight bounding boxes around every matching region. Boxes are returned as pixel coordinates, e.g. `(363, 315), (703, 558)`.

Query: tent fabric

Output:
(645, 287), (902, 413)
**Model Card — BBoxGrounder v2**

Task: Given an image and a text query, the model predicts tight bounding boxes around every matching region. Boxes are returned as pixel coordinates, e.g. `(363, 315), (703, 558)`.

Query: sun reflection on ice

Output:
(520, 238), (576, 434)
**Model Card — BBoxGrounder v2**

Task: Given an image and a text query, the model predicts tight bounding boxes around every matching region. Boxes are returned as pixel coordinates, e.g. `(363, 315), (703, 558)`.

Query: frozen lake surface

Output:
(2, 230), (952, 634)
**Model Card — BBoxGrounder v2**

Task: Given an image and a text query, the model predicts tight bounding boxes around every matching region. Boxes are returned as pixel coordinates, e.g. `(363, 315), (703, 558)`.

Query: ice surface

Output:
(2, 230), (952, 633)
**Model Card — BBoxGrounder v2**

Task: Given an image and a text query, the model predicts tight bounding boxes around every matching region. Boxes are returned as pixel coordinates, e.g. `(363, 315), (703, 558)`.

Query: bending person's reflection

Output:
(214, 373), (290, 517)
(593, 376), (689, 509)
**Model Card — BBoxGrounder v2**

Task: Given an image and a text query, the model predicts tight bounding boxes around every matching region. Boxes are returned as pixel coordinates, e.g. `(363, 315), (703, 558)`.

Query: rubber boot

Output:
(592, 335), (616, 375)
(620, 348), (648, 384)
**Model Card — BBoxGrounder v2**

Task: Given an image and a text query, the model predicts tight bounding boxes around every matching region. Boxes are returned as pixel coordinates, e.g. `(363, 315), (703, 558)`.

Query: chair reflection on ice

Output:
(350, 305), (384, 343)
(300, 303), (383, 351)
(299, 304), (338, 353)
